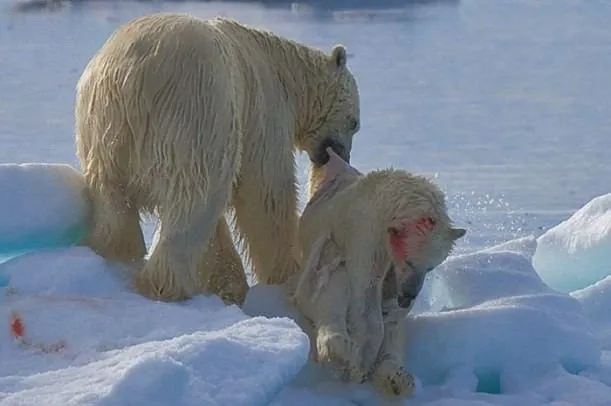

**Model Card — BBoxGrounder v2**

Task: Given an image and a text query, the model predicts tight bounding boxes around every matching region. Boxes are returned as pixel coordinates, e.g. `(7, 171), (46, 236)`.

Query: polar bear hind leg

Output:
(133, 84), (241, 301)
(135, 177), (235, 301)
(76, 86), (146, 265)
(83, 179), (147, 265)
(198, 217), (249, 306)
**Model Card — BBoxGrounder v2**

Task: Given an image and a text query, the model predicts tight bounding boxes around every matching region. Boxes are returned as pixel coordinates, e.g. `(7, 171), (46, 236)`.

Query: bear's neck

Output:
(247, 28), (329, 141)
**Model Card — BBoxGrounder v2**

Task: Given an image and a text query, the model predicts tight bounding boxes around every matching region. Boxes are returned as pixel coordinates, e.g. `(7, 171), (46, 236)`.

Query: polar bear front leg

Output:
(352, 283), (385, 375)
(311, 266), (365, 382)
(370, 306), (414, 397)
(343, 242), (386, 375)
(232, 148), (300, 286)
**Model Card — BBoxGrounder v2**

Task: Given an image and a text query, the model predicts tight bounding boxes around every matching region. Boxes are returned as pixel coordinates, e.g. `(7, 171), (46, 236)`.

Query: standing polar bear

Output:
(75, 12), (360, 304)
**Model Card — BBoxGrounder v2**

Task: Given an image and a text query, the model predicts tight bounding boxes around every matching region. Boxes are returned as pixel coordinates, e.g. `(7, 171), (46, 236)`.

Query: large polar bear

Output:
(286, 148), (465, 397)
(75, 12), (360, 304)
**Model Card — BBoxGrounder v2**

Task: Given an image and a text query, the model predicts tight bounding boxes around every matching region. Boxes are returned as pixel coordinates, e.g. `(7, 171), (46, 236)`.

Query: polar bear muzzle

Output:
(383, 262), (425, 310)
(397, 269), (426, 309)
(312, 137), (350, 166)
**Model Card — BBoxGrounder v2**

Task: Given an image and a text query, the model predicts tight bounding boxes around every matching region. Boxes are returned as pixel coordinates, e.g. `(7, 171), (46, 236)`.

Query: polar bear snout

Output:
(397, 270), (426, 309)
(311, 137), (350, 166)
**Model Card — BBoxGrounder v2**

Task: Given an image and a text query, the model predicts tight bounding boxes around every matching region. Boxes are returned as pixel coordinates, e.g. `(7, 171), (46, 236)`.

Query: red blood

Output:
(388, 217), (437, 265)
(389, 228), (407, 263)
(10, 312), (25, 338)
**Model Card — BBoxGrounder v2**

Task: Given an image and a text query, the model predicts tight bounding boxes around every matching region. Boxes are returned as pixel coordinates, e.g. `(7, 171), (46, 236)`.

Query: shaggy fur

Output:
(75, 12), (360, 303)
(286, 149), (465, 397)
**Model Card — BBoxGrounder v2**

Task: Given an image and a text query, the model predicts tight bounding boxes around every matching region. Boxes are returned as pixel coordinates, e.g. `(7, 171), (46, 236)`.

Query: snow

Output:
(0, 247), (309, 406)
(572, 278), (611, 351)
(533, 193), (611, 293)
(246, 229), (611, 405)
(404, 240), (599, 389)
(7, 173), (611, 406)
(1, 134), (611, 406)
(0, 164), (90, 260)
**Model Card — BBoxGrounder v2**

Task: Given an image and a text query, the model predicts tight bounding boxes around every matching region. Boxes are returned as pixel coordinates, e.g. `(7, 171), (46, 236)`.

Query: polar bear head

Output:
(379, 174), (466, 307)
(304, 148), (466, 309)
(297, 45), (360, 168)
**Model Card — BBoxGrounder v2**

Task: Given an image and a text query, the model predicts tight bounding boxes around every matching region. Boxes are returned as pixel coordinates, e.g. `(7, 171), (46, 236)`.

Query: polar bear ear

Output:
(330, 44), (348, 69)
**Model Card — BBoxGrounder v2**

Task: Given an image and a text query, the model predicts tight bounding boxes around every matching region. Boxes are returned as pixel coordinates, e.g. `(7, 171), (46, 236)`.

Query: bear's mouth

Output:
(311, 137), (350, 166)
(397, 265), (426, 309)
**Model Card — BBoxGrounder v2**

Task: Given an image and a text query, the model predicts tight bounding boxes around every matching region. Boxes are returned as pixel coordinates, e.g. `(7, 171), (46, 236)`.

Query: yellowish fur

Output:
(198, 218), (249, 306)
(288, 162), (464, 397)
(75, 12), (360, 303)
(307, 164), (326, 201)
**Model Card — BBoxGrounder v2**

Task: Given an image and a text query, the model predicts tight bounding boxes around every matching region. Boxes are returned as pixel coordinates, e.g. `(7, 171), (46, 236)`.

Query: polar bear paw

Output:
(316, 331), (365, 382)
(133, 258), (196, 302)
(371, 360), (415, 397)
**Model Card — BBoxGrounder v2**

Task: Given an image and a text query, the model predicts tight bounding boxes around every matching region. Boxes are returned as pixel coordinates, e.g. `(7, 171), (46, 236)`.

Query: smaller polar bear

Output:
(286, 148), (465, 397)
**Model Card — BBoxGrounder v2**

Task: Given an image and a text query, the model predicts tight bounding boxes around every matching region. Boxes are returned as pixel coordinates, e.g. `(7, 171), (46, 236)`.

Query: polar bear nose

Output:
(397, 294), (415, 309)
(397, 271), (425, 309)
(312, 137), (349, 166)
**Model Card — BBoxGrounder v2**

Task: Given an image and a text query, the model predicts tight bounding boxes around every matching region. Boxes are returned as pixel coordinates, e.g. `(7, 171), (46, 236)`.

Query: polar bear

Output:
(287, 148), (465, 396)
(75, 12), (360, 304)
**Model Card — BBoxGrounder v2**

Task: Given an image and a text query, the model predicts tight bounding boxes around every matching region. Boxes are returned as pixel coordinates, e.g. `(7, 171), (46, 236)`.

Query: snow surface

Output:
(245, 230), (611, 405)
(1, 162), (611, 405)
(533, 193), (611, 293)
(0, 247), (309, 406)
(0, 164), (90, 259)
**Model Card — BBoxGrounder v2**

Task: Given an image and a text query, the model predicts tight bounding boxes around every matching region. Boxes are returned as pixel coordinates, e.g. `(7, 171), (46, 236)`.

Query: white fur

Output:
(75, 12), (360, 303)
(287, 152), (464, 396)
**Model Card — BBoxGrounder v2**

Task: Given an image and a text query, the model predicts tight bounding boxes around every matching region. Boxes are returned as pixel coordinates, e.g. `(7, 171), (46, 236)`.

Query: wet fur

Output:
(287, 154), (464, 396)
(75, 12), (360, 304)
